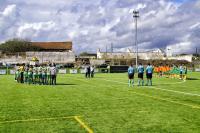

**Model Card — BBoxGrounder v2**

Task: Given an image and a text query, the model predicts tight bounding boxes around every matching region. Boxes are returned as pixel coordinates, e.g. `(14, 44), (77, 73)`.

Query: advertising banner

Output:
(70, 69), (78, 74)
(0, 70), (6, 75)
(59, 69), (67, 74)
(10, 70), (16, 75)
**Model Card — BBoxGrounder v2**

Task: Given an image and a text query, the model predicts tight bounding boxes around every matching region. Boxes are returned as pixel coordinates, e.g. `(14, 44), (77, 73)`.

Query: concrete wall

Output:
(0, 51), (75, 64)
(26, 51), (75, 63)
(139, 51), (165, 60)
(0, 54), (26, 64)
(167, 55), (193, 62)
(97, 51), (165, 60)
(97, 52), (134, 59)
(90, 59), (105, 65)
(97, 51), (193, 62)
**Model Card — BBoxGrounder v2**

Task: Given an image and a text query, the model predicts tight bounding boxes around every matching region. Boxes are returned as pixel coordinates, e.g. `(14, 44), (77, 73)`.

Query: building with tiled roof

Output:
(23, 41), (75, 64)
(31, 41), (72, 52)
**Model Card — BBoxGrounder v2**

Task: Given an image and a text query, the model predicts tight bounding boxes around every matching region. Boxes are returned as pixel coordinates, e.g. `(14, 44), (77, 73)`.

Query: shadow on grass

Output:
(186, 78), (199, 80)
(56, 83), (77, 86)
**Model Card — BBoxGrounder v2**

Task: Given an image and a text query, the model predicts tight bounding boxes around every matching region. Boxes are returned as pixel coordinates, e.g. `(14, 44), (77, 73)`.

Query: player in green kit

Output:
(146, 63), (154, 86)
(137, 63), (144, 86)
(38, 65), (42, 85)
(18, 68), (21, 83)
(15, 67), (18, 81)
(15, 68), (20, 82)
(20, 65), (25, 83)
(42, 65), (47, 85)
(33, 65), (38, 84)
(24, 65), (29, 84)
(28, 66), (33, 84)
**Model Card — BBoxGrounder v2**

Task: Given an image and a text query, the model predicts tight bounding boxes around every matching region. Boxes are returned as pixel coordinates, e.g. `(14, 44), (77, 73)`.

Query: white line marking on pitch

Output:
(63, 75), (200, 97)
(99, 78), (200, 97)
(63, 76), (200, 109)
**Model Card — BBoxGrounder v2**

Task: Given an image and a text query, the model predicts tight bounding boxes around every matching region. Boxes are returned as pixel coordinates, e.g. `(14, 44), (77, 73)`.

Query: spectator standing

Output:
(50, 63), (57, 85)
(91, 66), (95, 78)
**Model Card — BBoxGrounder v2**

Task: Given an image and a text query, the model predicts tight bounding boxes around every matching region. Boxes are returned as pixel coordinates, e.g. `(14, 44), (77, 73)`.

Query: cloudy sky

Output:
(0, 0), (199, 54)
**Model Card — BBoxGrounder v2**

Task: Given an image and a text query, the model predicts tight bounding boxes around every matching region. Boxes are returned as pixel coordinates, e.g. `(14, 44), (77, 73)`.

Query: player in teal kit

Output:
(128, 64), (135, 87)
(146, 63), (154, 86)
(137, 63), (144, 86)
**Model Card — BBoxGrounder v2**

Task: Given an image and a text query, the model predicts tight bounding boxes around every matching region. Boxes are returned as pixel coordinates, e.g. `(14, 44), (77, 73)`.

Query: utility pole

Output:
(196, 47), (198, 57)
(133, 10), (139, 68)
(198, 48), (200, 57)
(111, 43), (113, 53)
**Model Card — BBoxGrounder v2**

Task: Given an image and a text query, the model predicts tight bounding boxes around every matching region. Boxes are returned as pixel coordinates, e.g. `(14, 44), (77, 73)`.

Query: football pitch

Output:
(0, 72), (200, 133)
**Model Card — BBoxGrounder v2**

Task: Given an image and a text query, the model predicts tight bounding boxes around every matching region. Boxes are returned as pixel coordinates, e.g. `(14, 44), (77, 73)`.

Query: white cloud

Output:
(2, 4), (16, 16)
(17, 21), (56, 38)
(0, 4), (18, 40)
(0, 4), (17, 30)
(190, 22), (200, 29)
(0, 0), (199, 54)
(136, 3), (146, 10)
(167, 42), (193, 54)
(195, 1), (200, 8)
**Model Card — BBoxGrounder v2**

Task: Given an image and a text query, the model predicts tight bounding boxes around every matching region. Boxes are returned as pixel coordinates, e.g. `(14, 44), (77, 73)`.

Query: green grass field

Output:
(0, 72), (200, 133)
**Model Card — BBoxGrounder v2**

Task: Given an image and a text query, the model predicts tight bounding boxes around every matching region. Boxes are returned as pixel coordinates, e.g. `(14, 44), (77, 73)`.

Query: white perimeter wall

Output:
(0, 51), (75, 64)
(26, 52), (75, 63)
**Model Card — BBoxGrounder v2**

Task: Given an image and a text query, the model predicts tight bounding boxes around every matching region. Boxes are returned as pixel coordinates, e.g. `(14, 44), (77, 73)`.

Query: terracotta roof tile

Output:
(31, 42), (72, 50)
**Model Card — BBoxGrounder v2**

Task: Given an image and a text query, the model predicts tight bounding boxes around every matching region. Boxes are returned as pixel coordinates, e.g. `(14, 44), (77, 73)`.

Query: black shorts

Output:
(146, 73), (152, 79)
(138, 73), (143, 79)
(128, 73), (134, 79)
(180, 71), (183, 75)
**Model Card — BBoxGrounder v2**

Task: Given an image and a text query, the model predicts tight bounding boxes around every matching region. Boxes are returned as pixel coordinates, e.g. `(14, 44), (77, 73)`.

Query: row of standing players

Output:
(15, 64), (57, 85)
(128, 63), (153, 87)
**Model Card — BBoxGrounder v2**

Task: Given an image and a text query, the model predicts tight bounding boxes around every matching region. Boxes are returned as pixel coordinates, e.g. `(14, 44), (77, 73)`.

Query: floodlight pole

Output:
(133, 10), (139, 68)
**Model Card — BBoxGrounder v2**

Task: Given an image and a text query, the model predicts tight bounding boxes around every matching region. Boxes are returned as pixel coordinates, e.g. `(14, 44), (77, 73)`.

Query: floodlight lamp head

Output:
(133, 10), (139, 14)
(133, 10), (139, 18)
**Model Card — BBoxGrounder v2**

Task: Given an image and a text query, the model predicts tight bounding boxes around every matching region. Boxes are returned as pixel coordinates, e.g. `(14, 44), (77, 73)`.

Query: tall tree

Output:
(0, 38), (41, 53)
